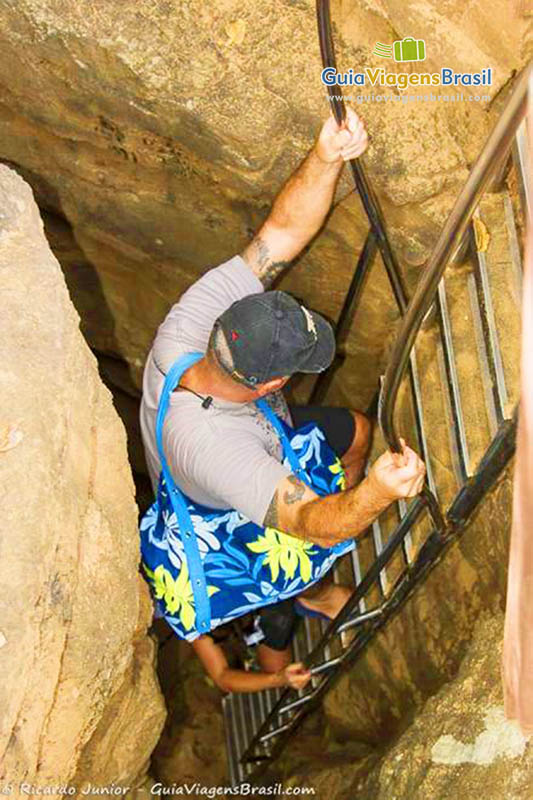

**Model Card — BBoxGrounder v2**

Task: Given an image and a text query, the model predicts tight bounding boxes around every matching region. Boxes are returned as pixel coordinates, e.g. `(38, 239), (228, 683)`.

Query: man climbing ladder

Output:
(139, 107), (426, 693)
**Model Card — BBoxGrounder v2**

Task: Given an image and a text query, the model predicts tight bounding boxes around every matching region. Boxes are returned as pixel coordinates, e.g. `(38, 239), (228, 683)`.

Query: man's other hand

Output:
(368, 438), (426, 502)
(316, 107), (368, 164)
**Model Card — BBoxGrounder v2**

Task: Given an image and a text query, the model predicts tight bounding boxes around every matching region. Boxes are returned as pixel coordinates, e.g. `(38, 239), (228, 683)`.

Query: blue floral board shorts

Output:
(140, 419), (356, 641)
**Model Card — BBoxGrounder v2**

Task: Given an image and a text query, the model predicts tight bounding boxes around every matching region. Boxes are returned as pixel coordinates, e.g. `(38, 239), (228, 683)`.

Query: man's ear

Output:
(255, 376), (290, 397)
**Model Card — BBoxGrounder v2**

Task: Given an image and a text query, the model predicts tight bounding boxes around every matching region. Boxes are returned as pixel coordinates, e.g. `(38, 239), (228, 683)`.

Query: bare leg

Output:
(256, 643), (292, 673)
(298, 580), (352, 619)
(341, 410), (372, 489)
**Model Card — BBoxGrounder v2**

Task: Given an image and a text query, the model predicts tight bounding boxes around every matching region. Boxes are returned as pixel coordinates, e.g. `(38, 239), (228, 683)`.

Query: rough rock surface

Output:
(0, 165), (166, 792)
(359, 613), (533, 800)
(277, 614), (533, 800)
(0, 0), (530, 402)
(148, 623), (228, 788)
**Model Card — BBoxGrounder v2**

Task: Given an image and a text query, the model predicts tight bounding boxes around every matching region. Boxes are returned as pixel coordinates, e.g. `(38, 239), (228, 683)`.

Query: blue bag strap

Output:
(255, 398), (312, 489)
(155, 354), (314, 635)
(155, 351), (212, 634)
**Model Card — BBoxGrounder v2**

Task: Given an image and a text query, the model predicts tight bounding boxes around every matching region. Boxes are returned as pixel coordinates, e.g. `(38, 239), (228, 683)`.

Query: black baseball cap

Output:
(210, 291), (336, 388)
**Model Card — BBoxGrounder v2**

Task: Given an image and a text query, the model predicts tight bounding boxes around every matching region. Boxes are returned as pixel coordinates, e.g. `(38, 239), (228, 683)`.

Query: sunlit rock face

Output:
(0, 165), (166, 790)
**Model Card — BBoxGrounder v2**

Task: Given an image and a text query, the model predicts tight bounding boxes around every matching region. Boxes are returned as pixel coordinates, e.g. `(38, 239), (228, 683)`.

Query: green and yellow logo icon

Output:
(373, 37), (426, 62)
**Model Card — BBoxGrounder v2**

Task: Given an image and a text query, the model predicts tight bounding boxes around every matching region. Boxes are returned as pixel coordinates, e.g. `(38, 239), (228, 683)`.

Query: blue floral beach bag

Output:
(139, 352), (355, 641)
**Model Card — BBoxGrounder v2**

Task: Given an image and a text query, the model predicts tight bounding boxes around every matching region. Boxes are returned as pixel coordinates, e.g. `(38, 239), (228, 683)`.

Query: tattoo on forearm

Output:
(249, 236), (290, 288)
(253, 237), (270, 269)
(263, 490), (280, 529)
(283, 475), (306, 505)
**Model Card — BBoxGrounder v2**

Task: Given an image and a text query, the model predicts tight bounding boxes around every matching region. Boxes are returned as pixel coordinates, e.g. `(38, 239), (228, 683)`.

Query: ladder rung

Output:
(371, 517), (389, 596)
(503, 192), (524, 289)
(337, 606), (383, 633)
(398, 498), (414, 565)
(437, 278), (471, 480)
(350, 545), (367, 615)
(474, 249), (508, 421)
(310, 655), (343, 676)
(259, 721), (292, 744)
(409, 348), (438, 496)
(515, 119), (531, 213)
(241, 754), (272, 764)
(279, 692), (315, 715)
(222, 696), (240, 787)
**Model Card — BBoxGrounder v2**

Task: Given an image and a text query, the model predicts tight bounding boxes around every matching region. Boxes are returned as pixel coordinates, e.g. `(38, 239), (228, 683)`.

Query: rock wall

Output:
(0, 165), (166, 793)
(360, 612), (532, 800)
(0, 0), (530, 405)
(280, 613), (533, 799)
(147, 622), (228, 789)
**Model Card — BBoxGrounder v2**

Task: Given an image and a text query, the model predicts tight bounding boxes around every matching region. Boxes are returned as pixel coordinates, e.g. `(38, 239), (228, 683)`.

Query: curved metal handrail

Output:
(316, 0), (408, 312)
(379, 66), (530, 453)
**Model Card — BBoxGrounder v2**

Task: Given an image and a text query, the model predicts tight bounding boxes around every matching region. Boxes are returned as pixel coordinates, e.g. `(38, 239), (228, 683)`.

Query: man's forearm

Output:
(296, 474), (394, 548)
(267, 147), (343, 248)
(243, 110), (367, 287)
(242, 148), (342, 288)
(265, 445), (425, 548)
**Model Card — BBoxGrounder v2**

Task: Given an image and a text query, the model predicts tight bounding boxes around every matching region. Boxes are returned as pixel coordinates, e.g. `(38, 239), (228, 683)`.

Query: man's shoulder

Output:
(150, 255), (263, 377)
(178, 253), (263, 305)
(164, 397), (217, 439)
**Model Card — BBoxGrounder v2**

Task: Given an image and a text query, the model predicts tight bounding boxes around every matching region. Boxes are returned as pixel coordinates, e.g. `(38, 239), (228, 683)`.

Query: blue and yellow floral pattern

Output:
(247, 528), (317, 583)
(139, 420), (355, 641)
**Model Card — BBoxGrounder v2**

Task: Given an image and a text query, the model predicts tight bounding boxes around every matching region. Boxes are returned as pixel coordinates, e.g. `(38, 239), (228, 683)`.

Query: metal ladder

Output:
(222, 2), (531, 786)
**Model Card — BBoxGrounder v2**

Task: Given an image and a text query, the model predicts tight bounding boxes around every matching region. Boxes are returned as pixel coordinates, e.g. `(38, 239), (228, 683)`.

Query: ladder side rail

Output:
(379, 67), (529, 455)
(316, 0), (409, 314)
(310, 230), (377, 404)
(240, 411), (517, 779)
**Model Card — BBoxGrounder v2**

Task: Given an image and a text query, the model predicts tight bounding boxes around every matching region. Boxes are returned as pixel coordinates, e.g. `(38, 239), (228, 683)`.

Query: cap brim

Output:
(297, 311), (336, 374)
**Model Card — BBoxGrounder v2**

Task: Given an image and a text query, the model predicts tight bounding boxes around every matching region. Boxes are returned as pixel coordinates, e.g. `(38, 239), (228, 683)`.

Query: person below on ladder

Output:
(139, 107), (426, 693)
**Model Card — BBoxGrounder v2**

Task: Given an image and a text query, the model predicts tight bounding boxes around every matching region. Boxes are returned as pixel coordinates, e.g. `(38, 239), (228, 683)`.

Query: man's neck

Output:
(177, 356), (257, 404)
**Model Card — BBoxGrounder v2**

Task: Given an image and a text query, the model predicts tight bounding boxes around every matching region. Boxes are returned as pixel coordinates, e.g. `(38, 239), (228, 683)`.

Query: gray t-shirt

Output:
(139, 255), (293, 526)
